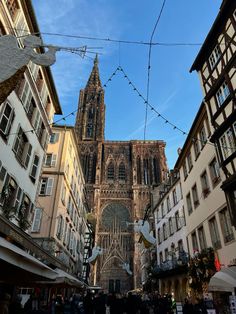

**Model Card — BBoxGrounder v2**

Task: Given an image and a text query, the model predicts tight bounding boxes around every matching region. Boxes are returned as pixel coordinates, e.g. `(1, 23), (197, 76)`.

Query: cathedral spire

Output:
(86, 54), (101, 89)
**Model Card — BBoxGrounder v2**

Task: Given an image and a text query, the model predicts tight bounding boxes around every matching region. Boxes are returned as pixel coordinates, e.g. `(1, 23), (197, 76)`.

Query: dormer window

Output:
(209, 44), (221, 69)
(216, 81), (230, 106)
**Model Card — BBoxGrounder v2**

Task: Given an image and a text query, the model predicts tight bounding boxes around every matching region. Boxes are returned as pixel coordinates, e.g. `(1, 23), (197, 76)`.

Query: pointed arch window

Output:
(137, 156), (141, 184)
(118, 162), (126, 181)
(86, 124), (93, 138)
(153, 157), (160, 184)
(143, 158), (150, 185)
(107, 162), (115, 180)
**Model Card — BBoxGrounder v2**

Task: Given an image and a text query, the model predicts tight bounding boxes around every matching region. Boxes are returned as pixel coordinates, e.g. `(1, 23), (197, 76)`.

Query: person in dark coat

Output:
(183, 298), (194, 314)
(83, 291), (94, 314)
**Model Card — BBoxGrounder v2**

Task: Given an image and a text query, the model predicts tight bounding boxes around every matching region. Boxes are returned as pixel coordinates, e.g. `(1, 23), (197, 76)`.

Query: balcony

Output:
(152, 251), (189, 278)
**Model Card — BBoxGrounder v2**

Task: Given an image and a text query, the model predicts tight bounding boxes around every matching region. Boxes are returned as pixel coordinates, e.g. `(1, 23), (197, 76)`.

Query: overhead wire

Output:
(6, 64), (235, 152)
(4, 25), (222, 47)
(144, 0), (167, 141)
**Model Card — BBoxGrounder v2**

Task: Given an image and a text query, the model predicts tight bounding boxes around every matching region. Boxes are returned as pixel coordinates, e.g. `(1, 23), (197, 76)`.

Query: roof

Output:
(21, 0), (62, 114)
(86, 55), (102, 89)
(190, 0), (234, 72)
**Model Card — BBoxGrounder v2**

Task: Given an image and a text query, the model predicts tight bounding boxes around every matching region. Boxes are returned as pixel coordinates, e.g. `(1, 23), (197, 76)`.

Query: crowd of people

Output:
(0, 290), (214, 313)
(47, 291), (209, 314)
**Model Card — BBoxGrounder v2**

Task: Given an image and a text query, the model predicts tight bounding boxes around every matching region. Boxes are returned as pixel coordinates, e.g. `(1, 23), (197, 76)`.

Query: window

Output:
(49, 133), (59, 143)
(161, 203), (164, 217)
(172, 189), (177, 205)
(163, 223), (167, 240)
(192, 184), (199, 208)
(159, 252), (163, 264)
(118, 163), (126, 181)
(216, 82), (230, 106)
(191, 231), (199, 252)
(86, 124), (93, 138)
(164, 248), (169, 261)
(30, 155), (39, 183)
(220, 134), (229, 160)
(169, 217), (173, 235)
(186, 193), (193, 215)
(198, 226), (207, 250)
(0, 103), (14, 137)
(201, 171), (210, 198)
(158, 228), (161, 244)
(226, 128), (236, 153)
(166, 196), (170, 212)
(14, 186), (22, 214)
(61, 186), (66, 205)
(39, 178), (54, 195)
(45, 154), (57, 167)
(183, 161), (188, 179)
(31, 208), (42, 232)
(187, 152), (193, 171)
(56, 215), (64, 239)
(13, 127), (32, 167)
(107, 162), (114, 180)
(219, 208), (234, 243)
(209, 158), (220, 185)
(194, 139), (200, 159)
(209, 217), (221, 250)
(178, 239), (184, 253)
(209, 44), (221, 69)
(175, 211), (181, 230)
(6, 0), (19, 20)
(199, 125), (207, 149)
(0, 161), (7, 193)
(0, 21), (6, 36)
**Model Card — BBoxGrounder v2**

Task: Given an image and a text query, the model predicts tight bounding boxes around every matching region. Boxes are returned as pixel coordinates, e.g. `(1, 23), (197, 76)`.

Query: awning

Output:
(0, 237), (57, 281)
(54, 268), (86, 288)
(208, 266), (236, 292)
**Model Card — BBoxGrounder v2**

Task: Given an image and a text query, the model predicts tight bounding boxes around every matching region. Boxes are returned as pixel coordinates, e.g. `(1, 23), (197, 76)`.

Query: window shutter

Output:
(51, 154), (57, 167)
(14, 187), (22, 213)
(24, 143), (32, 168)
(30, 155), (39, 180)
(55, 133), (59, 143)
(31, 208), (42, 232)
(46, 178), (54, 195)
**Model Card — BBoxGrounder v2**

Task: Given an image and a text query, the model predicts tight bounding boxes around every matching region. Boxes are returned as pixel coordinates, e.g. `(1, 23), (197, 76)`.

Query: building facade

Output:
(75, 57), (168, 292)
(152, 170), (188, 301)
(175, 102), (236, 274)
(31, 126), (89, 279)
(190, 0), (236, 227)
(0, 0), (65, 287)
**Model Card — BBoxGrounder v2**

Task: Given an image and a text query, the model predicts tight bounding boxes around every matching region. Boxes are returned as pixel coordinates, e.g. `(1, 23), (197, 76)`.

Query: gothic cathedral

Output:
(75, 56), (167, 292)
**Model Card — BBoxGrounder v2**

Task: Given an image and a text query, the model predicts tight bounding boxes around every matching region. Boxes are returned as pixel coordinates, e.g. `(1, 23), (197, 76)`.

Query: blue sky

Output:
(32, 0), (222, 169)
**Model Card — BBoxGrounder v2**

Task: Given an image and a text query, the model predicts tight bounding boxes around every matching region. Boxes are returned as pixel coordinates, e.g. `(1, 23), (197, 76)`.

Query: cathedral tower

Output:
(75, 56), (105, 190)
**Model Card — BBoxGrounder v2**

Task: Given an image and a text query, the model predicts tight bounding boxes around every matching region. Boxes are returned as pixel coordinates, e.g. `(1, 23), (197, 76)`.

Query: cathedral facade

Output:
(75, 56), (167, 292)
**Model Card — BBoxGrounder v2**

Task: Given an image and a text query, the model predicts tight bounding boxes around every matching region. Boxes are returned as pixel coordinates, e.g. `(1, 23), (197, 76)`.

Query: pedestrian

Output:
(183, 298), (194, 314)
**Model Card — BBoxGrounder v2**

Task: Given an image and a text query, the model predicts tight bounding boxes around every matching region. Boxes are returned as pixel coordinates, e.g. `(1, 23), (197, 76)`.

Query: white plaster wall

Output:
(0, 92), (45, 202)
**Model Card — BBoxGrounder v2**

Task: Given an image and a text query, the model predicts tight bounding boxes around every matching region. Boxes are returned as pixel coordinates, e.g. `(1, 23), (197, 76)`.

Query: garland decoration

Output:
(188, 247), (216, 292)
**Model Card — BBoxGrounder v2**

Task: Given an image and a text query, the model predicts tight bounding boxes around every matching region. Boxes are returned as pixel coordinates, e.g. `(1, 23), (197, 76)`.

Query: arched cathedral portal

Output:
(97, 203), (134, 293)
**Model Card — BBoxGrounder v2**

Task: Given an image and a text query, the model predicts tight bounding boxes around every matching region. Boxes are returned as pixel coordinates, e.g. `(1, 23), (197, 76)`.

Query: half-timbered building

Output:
(190, 0), (236, 226)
